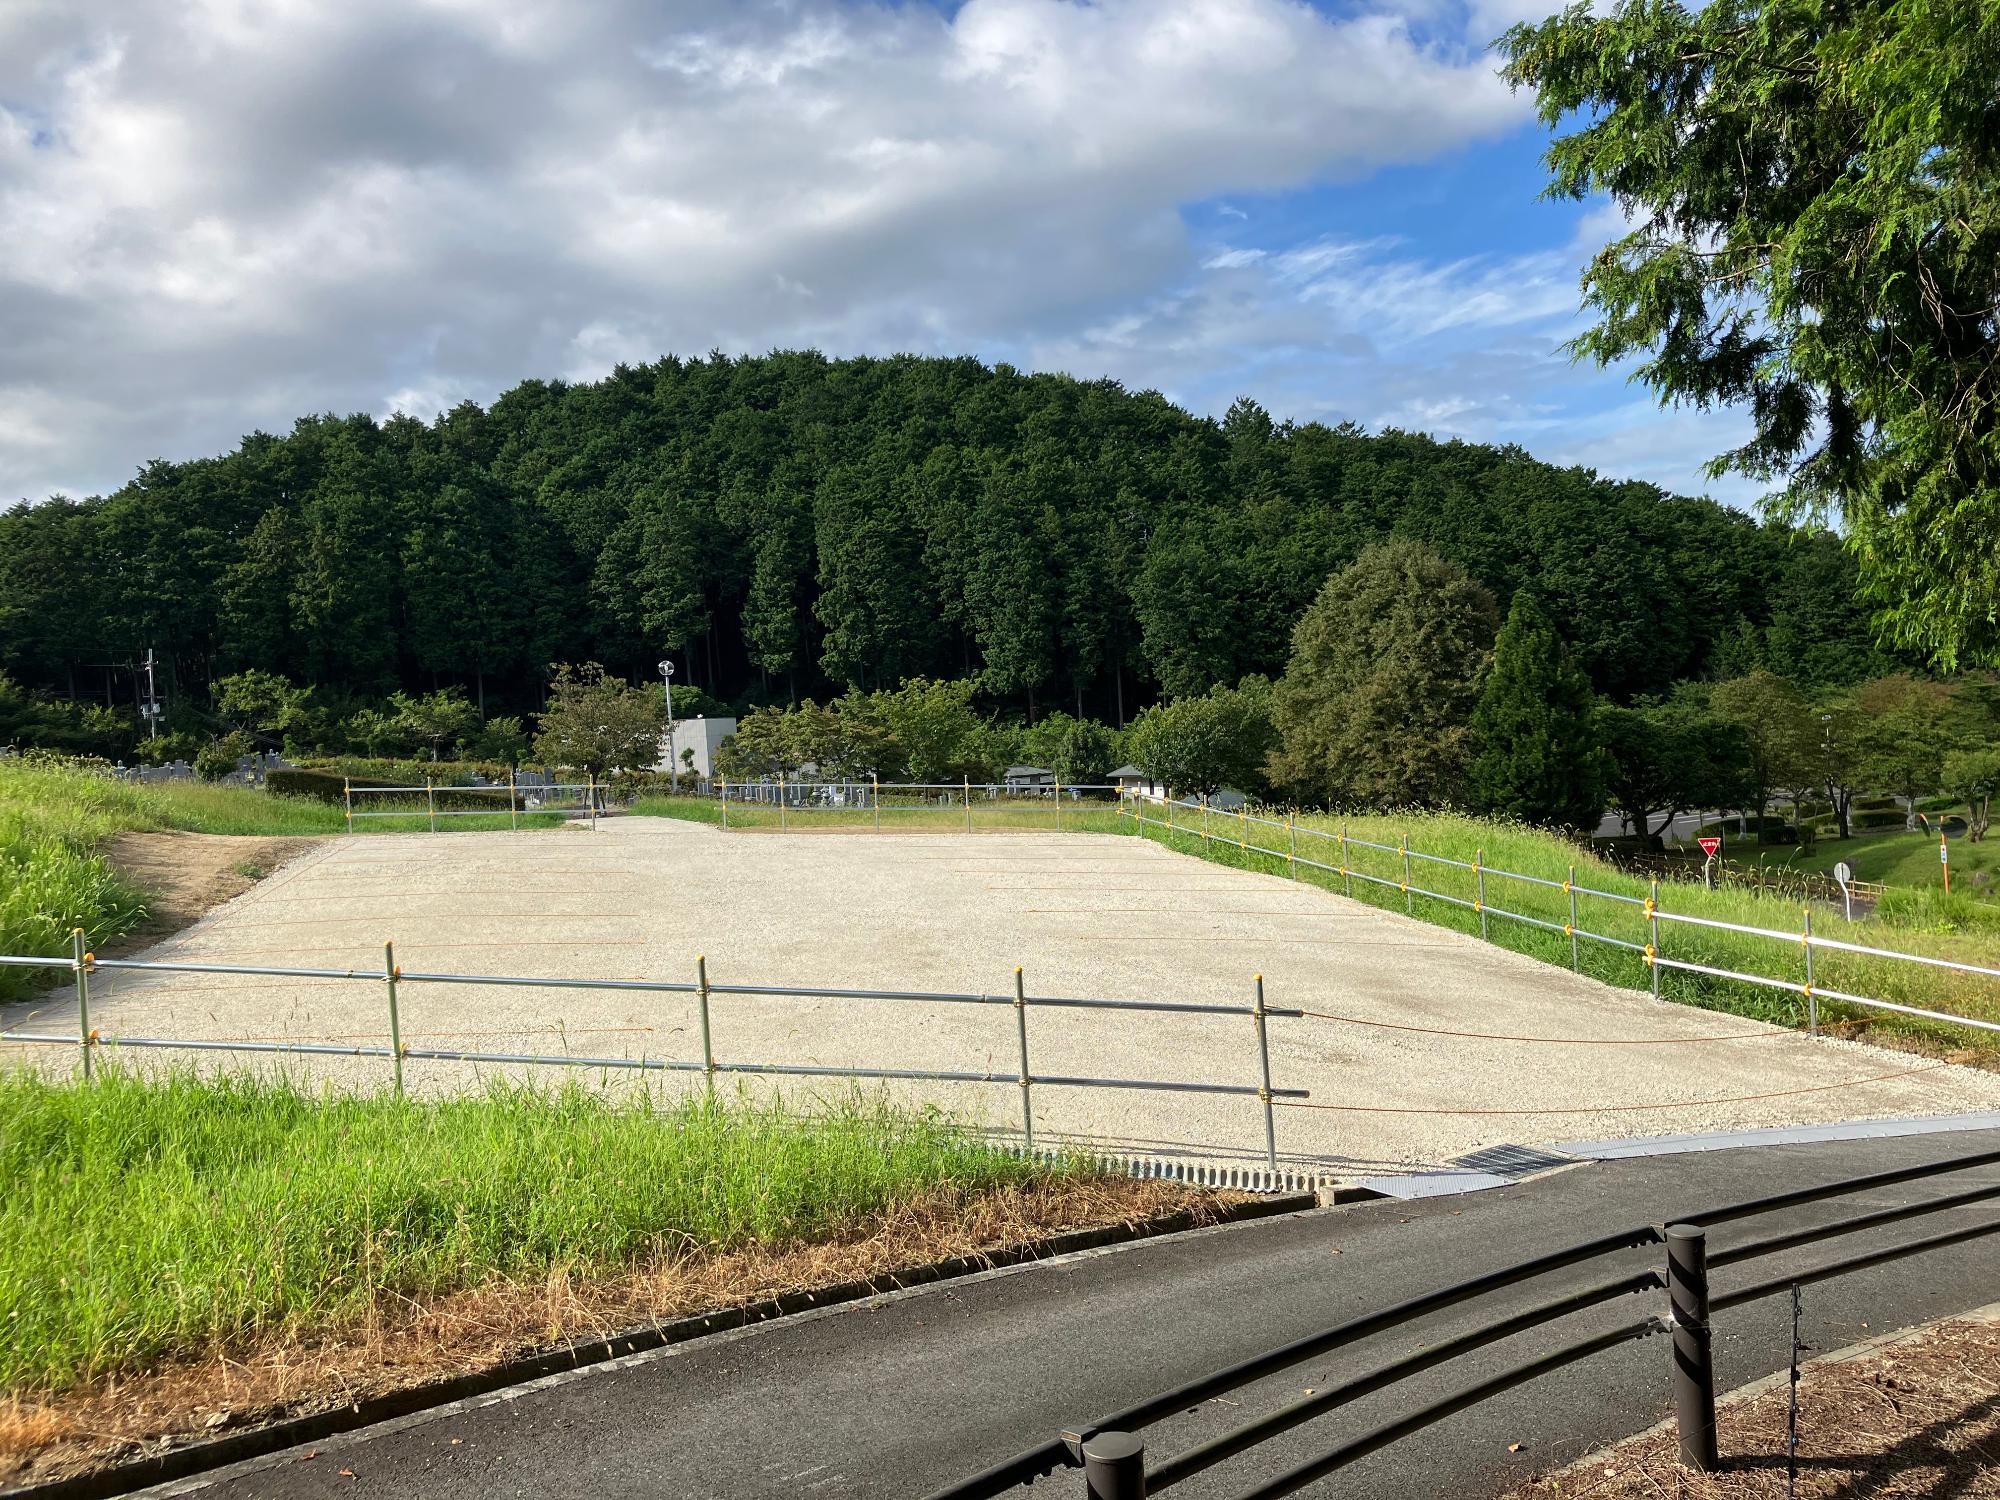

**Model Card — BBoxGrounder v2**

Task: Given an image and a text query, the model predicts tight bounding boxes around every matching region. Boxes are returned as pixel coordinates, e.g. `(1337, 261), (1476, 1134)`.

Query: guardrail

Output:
(926, 1146), (2000, 1498)
(1120, 795), (2000, 1046)
(0, 933), (1307, 1167)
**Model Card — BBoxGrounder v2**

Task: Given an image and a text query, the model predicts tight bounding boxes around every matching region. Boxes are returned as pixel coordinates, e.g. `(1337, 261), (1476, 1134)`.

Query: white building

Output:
(657, 716), (736, 780)
(1108, 764), (1163, 798)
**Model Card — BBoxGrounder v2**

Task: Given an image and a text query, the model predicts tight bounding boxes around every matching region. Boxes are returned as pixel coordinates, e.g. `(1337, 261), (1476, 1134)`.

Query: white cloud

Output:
(0, 0), (1531, 500)
(1024, 226), (1755, 503)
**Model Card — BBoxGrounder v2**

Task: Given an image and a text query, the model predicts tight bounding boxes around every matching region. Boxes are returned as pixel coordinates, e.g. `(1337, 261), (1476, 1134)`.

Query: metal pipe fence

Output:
(926, 1146), (2000, 1499)
(710, 778), (1120, 832)
(0, 935), (1308, 1168)
(1119, 794), (2000, 1046)
(343, 775), (604, 833)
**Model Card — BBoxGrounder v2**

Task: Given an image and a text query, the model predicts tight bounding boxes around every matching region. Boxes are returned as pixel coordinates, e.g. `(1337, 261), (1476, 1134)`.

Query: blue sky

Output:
(0, 0), (1755, 509)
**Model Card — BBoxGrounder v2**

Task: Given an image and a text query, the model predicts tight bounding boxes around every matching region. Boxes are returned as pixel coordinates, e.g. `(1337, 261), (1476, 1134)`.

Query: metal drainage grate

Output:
(1449, 1143), (1575, 1180)
(1005, 1144), (1328, 1196)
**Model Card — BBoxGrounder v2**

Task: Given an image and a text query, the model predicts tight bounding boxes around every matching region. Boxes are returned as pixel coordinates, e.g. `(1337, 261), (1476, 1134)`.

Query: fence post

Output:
(1475, 847), (1488, 941)
(697, 953), (716, 1095)
(1401, 833), (1413, 915)
(1014, 966), (1034, 1153)
(508, 768), (519, 831)
(1080, 1431), (1146, 1500)
(873, 775), (881, 834)
(1054, 774), (1062, 833)
(1253, 974), (1277, 1172)
(344, 776), (354, 834)
(1287, 812), (1297, 879)
(587, 772), (598, 831)
(1238, 802), (1247, 851)
(426, 777), (437, 833)
(384, 940), (404, 1097)
(779, 773), (787, 832)
(1201, 795), (1211, 847)
(1648, 878), (1661, 1000)
(72, 928), (93, 1081)
(721, 776), (730, 830)
(1665, 1224), (1720, 1471)
(965, 774), (973, 833)
(1341, 823), (1352, 898)
(1566, 865), (1580, 973)
(1802, 906), (1817, 1036)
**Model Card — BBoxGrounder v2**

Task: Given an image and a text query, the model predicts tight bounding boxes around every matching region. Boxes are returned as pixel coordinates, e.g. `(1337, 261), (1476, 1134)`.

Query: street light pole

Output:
(657, 658), (678, 792)
(142, 648), (159, 741)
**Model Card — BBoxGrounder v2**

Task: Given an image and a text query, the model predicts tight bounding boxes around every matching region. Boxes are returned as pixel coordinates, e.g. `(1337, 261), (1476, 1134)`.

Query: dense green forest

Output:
(0, 350), (1899, 728)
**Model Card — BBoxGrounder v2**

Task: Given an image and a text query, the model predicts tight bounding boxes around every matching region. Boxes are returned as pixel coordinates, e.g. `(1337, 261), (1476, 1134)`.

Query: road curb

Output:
(5, 1191), (1318, 1500)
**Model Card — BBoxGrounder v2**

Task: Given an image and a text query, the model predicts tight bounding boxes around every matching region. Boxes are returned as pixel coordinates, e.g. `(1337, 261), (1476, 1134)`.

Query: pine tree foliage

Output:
(1468, 592), (1609, 829)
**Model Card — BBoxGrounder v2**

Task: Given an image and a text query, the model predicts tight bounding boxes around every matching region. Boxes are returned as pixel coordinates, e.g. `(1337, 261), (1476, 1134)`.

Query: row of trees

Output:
(1122, 542), (1999, 842)
(0, 353), (1905, 737)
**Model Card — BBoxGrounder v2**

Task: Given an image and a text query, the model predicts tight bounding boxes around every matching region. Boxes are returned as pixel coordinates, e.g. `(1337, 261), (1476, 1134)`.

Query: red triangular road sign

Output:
(1698, 836), (1722, 858)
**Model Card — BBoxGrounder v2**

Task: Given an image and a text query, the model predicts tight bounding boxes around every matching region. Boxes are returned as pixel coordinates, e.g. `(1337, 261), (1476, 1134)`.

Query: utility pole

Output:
(657, 658), (678, 792)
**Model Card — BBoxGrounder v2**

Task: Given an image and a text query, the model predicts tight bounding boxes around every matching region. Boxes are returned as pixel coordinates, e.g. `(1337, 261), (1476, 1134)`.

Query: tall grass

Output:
(0, 1070), (1051, 1395)
(1135, 802), (2000, 1055)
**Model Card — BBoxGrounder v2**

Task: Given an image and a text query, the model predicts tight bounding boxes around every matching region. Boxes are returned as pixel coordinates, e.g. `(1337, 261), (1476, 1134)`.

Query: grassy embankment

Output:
(0, 758), (560, 991)
(1138, 802), (2000, 1057)
(0, 1071), (1108, 1407)
(636, 792), (2000, 1055)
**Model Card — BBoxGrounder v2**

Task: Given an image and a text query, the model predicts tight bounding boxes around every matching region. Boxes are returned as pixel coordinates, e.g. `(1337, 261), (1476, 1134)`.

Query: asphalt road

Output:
(159, 1129), (2000, 1500)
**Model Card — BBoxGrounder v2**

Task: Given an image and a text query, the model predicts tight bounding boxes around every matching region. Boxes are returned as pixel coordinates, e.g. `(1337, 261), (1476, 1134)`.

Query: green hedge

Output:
(1853, 809), (1910, 831)
(267, 768), (521, 812)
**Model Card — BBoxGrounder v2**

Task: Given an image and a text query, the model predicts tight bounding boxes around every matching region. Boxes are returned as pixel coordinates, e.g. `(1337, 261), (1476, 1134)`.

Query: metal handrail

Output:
(929, 1147), (2000, 1499)
(1120, 796), (2000, 1040)
(0, 942), (1307, 1167)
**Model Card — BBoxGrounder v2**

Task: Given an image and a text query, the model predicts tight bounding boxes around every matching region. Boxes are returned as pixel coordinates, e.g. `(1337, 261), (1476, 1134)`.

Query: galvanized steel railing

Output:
(1120, 794), (2000, 1045)
(343, 775), (603, 832)
(714, 778), (1119, 832)
(0, 933), (1307, 1167)
(927, 1146), (2000, 1498)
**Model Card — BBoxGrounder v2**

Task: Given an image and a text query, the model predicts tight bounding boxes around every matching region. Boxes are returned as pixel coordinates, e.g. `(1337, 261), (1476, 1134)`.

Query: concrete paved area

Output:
(11, 818), (2000, 1170)
(156, 1128), (2000, 1500)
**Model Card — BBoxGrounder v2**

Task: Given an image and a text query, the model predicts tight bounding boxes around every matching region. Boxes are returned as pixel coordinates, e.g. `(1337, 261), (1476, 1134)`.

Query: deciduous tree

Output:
(1268, 541), (1499, 808)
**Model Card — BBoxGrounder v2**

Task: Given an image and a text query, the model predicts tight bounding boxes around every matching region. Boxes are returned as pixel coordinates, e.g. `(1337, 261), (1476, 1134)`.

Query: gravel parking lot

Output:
(11, 816), (2000, 1171)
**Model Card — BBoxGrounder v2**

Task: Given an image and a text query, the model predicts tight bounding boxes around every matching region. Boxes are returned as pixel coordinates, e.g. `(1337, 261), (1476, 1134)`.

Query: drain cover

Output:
(1450, 1143), (1575, 1179)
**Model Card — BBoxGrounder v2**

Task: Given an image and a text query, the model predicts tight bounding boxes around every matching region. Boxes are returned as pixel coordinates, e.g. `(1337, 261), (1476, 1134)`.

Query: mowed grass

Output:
(1126, 801), (2000, 1057)
(0, 1070), (1053, 1396)
(1769, 826), (2000, 902)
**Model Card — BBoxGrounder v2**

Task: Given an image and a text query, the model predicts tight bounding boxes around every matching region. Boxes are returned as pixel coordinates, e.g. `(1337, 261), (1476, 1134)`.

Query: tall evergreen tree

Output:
(1468, 593), (1608, 830)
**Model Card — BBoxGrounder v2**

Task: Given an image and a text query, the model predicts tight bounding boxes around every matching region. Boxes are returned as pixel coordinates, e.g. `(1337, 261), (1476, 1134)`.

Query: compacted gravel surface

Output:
(11, 818), (2000, 1169)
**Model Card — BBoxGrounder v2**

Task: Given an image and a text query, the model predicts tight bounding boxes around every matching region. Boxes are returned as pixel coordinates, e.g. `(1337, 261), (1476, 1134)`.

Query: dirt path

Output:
(99, 832), (325, 954)
(1506, 1304), (2000, 1498)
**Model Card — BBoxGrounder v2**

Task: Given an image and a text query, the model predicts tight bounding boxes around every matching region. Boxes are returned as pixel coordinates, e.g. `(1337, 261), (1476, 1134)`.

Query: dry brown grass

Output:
(0, 1175), (1223, 1488)
(1507, 1311), (2000, 1498)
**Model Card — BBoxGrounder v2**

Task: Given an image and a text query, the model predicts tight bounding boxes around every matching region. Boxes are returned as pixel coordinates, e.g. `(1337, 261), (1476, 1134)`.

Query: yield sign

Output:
(1697, 836), (1722, 858)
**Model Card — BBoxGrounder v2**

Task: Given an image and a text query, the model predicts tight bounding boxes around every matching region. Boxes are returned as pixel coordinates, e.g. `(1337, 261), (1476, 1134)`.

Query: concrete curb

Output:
(3, 1192), (1318, 1500)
